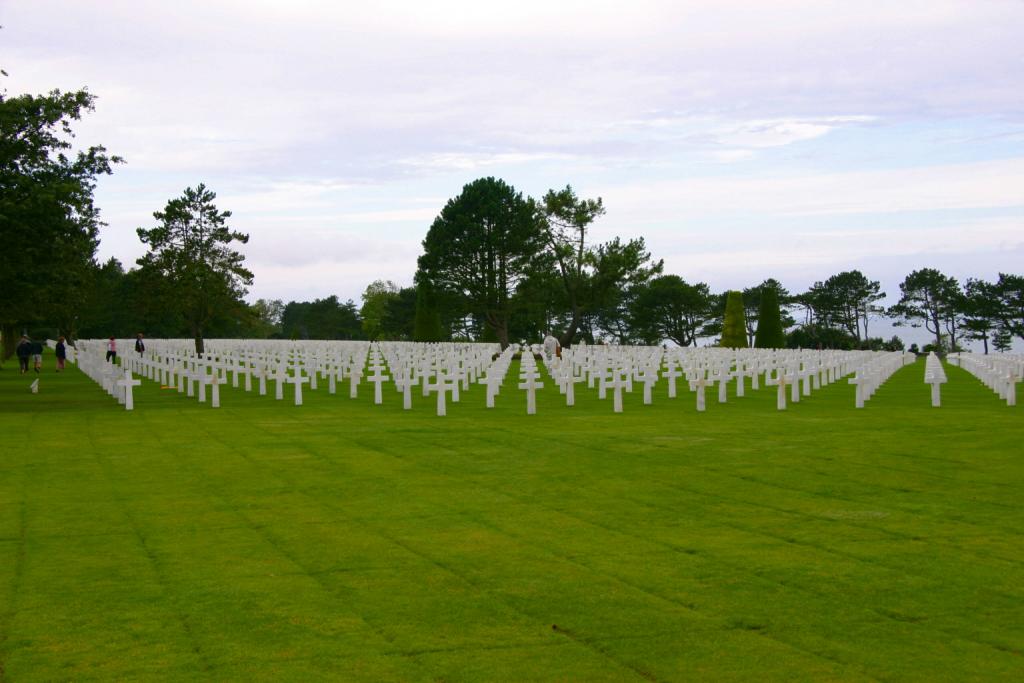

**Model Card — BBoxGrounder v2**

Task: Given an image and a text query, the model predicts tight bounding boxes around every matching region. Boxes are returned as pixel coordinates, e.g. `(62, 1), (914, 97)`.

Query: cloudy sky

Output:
(4, 1), (1023, 331)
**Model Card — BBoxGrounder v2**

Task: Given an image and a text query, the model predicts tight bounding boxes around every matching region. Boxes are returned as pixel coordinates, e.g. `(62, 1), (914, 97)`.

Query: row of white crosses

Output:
(108, 340), (379, 408)
(846, 351), (915, 408)
(73, 339), (510, 414)
(553, 345), (916, 412)
(71, 337), (987, 414)
(378, 342), (500, 415)
(948, 352), (1022, 406)
(479, 347), (515, 408)
(517, 351), (544, 415)
(924, 352), (948, 407)
(67, 340), (143, 410)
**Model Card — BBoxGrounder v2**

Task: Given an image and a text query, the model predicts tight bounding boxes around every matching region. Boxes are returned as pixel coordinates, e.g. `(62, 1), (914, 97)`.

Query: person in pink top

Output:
(106, 336), (117, 363)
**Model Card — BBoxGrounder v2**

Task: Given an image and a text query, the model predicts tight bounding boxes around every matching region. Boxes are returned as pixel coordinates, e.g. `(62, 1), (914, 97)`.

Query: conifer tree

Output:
(720, 290), (748, 348)
(754, 287), (786, 348)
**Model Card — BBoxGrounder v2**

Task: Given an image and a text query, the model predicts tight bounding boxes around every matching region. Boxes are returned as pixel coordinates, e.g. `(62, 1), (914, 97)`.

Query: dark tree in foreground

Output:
(418, 178), (543, 348)
(0, 87), (120, 357)
(754, 286), (786, 348)
(136, 184), (252, 355)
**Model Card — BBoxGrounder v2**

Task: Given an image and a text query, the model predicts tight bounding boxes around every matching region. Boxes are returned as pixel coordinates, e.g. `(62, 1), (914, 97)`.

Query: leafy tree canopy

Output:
(417, 177), (544, 348)
(889, 268), (962, 351)
(136, 184), (252, 355)
(630, 275), (713, 347)
(0, 86), (120, 356)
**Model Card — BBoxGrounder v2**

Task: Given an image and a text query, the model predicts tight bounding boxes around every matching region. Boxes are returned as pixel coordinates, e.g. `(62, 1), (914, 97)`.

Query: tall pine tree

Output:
(720, 290), (748, 348)
(754, 287), (786, 348)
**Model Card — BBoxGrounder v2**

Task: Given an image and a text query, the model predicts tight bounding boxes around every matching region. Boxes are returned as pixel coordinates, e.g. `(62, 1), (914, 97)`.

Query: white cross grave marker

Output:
(118, 371), (142, 410)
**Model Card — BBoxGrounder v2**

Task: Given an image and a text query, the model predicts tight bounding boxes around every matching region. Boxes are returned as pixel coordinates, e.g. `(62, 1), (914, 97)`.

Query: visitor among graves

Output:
(543, 331), (558, 360)
(55, 336), (67, 372)
(105, 336), (117, 363)
(135, 333), (145, 355)
(30, 339), (43, 373)
(16, 336), (32, 374)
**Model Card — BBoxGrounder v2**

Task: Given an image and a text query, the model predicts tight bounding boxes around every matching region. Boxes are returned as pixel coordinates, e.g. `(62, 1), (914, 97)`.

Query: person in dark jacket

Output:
(30, 340), (43, 373)
(135, 333), (145, 355)
(55, 336), (67, 372)
(16, 336), (31, 374)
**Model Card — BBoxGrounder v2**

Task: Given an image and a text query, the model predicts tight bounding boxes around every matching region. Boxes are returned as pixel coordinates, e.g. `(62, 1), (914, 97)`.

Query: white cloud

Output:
(600, 157), (1024, 222)
(710, 116), (877, 149)
(397, 152), (576, 171)
(706, 149), (757, 163)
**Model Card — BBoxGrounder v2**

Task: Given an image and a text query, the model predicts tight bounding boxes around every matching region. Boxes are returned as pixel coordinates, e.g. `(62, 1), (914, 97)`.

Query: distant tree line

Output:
(2, 82), (1021, 359)
(411, 177), (1023, 353)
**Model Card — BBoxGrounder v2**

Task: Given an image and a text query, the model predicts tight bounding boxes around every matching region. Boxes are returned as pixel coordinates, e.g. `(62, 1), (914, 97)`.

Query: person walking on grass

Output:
(30, 339), (43, 373)
(55, 336), (67, 372)
(542, 331), (559, 361)
(135, 333), (145, 356)
(106, 336), (117, 363)
(16, 335), (31, 374)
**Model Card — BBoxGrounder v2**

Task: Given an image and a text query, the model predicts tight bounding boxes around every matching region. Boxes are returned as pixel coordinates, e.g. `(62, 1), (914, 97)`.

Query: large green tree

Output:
(991, 273), (1024, 342)
(360, 279), (400, 340)
(0, 87), (120, 356)
(136, 184), (252, 355)
(799, 270), (885, 341)
(962, 278), (1001, 354)
(889, 268), (963, 351)
(630, 275), (713, 347)
(417, 177), (543, 348)
(537, 185), (605, 346)
(538, 186), (666, 347)
(588, 238), (663, 344)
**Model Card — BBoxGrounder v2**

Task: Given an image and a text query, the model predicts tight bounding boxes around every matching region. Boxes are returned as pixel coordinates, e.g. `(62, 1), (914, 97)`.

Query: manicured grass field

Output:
(1, 353), (1022, 681)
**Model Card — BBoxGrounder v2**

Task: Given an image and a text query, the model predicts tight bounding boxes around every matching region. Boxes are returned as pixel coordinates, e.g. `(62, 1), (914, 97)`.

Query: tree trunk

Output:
(559, 307), (582, 348)
(193, 329), (205, 356)
(1, 323), (17, 363)
(487, 312), (510, 350)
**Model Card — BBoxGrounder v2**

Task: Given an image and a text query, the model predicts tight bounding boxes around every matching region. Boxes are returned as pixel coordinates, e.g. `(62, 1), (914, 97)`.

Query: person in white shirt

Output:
(542, 332), (559, 360)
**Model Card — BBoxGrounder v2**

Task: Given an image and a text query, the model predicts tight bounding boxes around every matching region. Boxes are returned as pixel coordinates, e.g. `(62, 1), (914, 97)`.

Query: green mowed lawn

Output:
(1, 354), (1022, 681)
